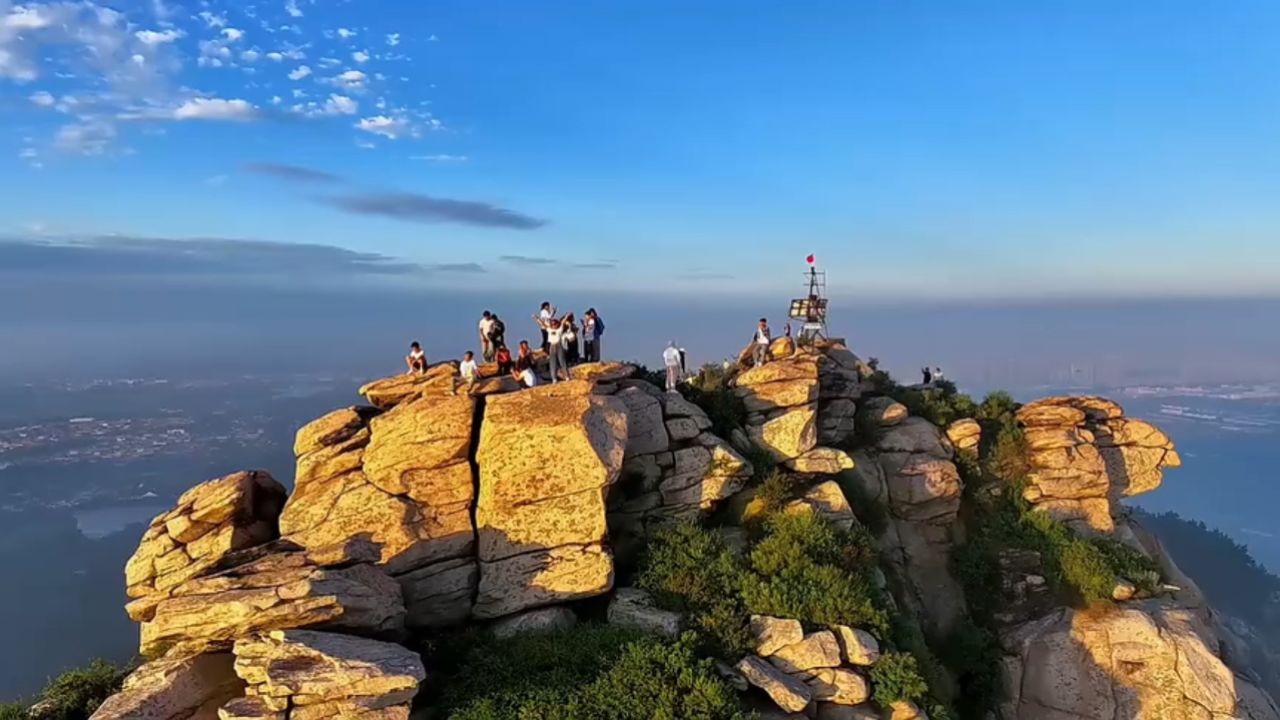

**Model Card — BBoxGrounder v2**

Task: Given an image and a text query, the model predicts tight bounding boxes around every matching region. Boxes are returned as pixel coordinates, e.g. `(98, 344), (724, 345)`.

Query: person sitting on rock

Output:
(513, 363), (539, 388)
(495, 344), (513, 375)
(459, 351), (478, 384)
(663, 341), (682, 391)
(406, 342), (426, 374)
(516, 340), (534, 372)
(752, 318), (771, 367)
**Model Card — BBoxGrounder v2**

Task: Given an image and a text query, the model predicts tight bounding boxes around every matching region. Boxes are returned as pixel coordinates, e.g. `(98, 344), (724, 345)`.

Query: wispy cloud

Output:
(0, 236), (421, 276)
(427, 262), (485, 274)
(500, 255), (556, 266)
(319, 192), (547, 230)
(242, 162), (342, 184)
(573, 262), (617, 269)
(411, 153), (468, 163)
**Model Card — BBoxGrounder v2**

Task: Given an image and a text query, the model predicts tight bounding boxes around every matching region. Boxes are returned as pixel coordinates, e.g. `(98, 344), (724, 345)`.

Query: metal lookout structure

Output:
(788, 257), (829, 344)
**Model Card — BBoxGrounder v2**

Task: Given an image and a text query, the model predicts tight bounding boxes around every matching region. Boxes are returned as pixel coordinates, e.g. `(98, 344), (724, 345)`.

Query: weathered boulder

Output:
(860, 397), (907, 427)
(125, 471), (286, 622)
(281, 400), (476, 578)
(472, 543), (614, 620)
(1015, 396), (1180, 534)
(751, 615), (805, 657)
(568, 361), (637, 384)
(398, 558), (477, 631)
(490, 606), (577, 639)
(615, 386), (670, 456)
(833, 625), (881, 666)
(945, 419), (981, 455)
(139, 542), (405, 658)
(358, 362), (459, 409)
(737, 655), (813, 713)
(232, 630), (423, 719)
(818, 398), (859, 446)
(784, 480), (858, 532)
(736, 356), (821, 461)
(785, 447), (856, 475)
(797, 668), (870, 705)
(815, 704), (878, 720)
(1000, 604), (1275, 720)
(91, 652), (243, 720)
(658, 437), (752, 514)
(883, 700), (928, 720)
(607, 587), (682, 637)
(748, 404), (819, 462)
(768, 631), (843, 674)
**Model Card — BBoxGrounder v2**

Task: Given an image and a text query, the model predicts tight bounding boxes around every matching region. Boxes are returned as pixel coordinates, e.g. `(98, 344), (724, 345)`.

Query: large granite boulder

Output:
(230, 629), (424, 719)
(358, 362), (459, 409)
(472, 386), (628, 618)
(1015, 396), (1180, 534)
(1000, 605), (1279, 720)
(139, 542), (405, 658)
(281, 400), (478, 628)
(125, 471), (286, 622)
(735, 356), (820, 462)
(90, 652), (243, 720)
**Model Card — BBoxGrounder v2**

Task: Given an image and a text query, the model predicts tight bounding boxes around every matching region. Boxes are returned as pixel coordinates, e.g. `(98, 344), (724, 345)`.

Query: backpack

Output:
(490, 318), (505, 338)
(595, 316), (605, 336)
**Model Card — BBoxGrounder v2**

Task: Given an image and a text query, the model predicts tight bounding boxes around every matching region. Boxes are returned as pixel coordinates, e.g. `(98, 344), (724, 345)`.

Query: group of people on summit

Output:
(404, 302), (606, 388)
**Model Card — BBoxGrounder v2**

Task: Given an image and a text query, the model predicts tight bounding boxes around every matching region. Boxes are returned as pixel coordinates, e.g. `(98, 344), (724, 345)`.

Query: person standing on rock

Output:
(495, 344), (513, 376)
(934, 367), (945, 383)
(487, 314), (506, 357)
(752, 318), (771, 367)
(536, 302), (556, 352)
(547, 317), (568, 383)
(582, 308), (602, 363)
(563, 312), (580, 366)
(922, 367), (933, 385)
(478, 311), (496, 362)
(663, 341), (682, 391)
(406, 342), (426, 374)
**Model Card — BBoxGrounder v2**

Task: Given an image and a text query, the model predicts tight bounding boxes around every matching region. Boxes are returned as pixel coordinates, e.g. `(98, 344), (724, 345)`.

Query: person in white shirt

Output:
(405, 341), (426, 374)
(662, 341), (682, 391)
(536, 302), (556, 352)
(478, 312), (496, 362)
(546, 318), (566, 383)
(933, 367), (945, 383)
(459, 351), (478, 383)
(514, 365), (539, 388)
(752, 318), (771, 367)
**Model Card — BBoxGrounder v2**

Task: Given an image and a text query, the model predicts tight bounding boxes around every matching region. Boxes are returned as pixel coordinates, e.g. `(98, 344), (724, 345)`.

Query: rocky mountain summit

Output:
(82, 340), (1279, 720)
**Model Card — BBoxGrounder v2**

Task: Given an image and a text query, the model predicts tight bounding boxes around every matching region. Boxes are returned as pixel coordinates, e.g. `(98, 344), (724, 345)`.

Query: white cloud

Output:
(135, 28), (184, 45)
(352, 50), (369, 64)
(356, 115), (408, 139)
(386, 33), (400, 47)
(240, 49), (260, 62)
(288, 64), (312, 80)
(131, 53), (145, 65)
(270, 95), (282, 104)
(173, 97), (257, 121)
(198, 39), (233, 67)
(324, 94), (358, 115)
(198, 11), (227, 28)
(29, 90), (55, 107)
(54, 119), (117, 155)
(328, 69), (367, 90)
(4, 5), (53, 30)
(221, 28), (245, 42)
(412, 154), (468, 163)
(336, 27), (356, 39)
(266, 51), (283, 61)
(284, 0), (303, 18)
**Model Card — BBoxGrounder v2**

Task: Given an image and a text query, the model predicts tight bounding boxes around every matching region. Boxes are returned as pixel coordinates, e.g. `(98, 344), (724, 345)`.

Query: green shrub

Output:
(741, 513), (888, 634)
(0, 704), (27, 720)
(442, 629), (748, 720)
(637, 523), (752, 657)
(436, 625), (644, 717)
(679, 364), (748, 437)
(1090, 537), (1161, 593)
(743, 444), (777, 485)
(869, 652), (929, 705)
(751, 469), (802, 515)
(939, 621), (1002, 720)
(19, 660), (128, 720)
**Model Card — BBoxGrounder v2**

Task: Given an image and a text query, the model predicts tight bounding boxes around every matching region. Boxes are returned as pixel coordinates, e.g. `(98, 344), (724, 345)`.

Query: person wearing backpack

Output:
(584, 308), (604, 362)
(487, 314), (506, 356)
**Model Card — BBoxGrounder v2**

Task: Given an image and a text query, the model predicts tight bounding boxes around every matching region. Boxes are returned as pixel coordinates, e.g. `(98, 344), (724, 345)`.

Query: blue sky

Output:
(2, 0), (1279, 298)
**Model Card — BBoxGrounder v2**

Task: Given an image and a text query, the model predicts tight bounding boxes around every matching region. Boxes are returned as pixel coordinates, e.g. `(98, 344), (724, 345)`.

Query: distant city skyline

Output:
(3, 1), (1280, 298)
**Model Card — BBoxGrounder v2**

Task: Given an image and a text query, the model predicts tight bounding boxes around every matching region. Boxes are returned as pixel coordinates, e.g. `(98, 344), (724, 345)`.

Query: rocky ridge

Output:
(85, 340), (1278, 720)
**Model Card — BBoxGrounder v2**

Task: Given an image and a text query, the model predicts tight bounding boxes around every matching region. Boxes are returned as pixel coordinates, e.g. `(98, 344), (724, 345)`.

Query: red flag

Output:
(806, 254), (815, 264)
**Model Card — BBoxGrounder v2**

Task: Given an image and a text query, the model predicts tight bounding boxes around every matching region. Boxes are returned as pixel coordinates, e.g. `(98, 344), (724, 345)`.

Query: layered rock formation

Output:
(92, 337), (1278, 720)
(125, 471), (286, 622)
(1016, 395), (1181, 535)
